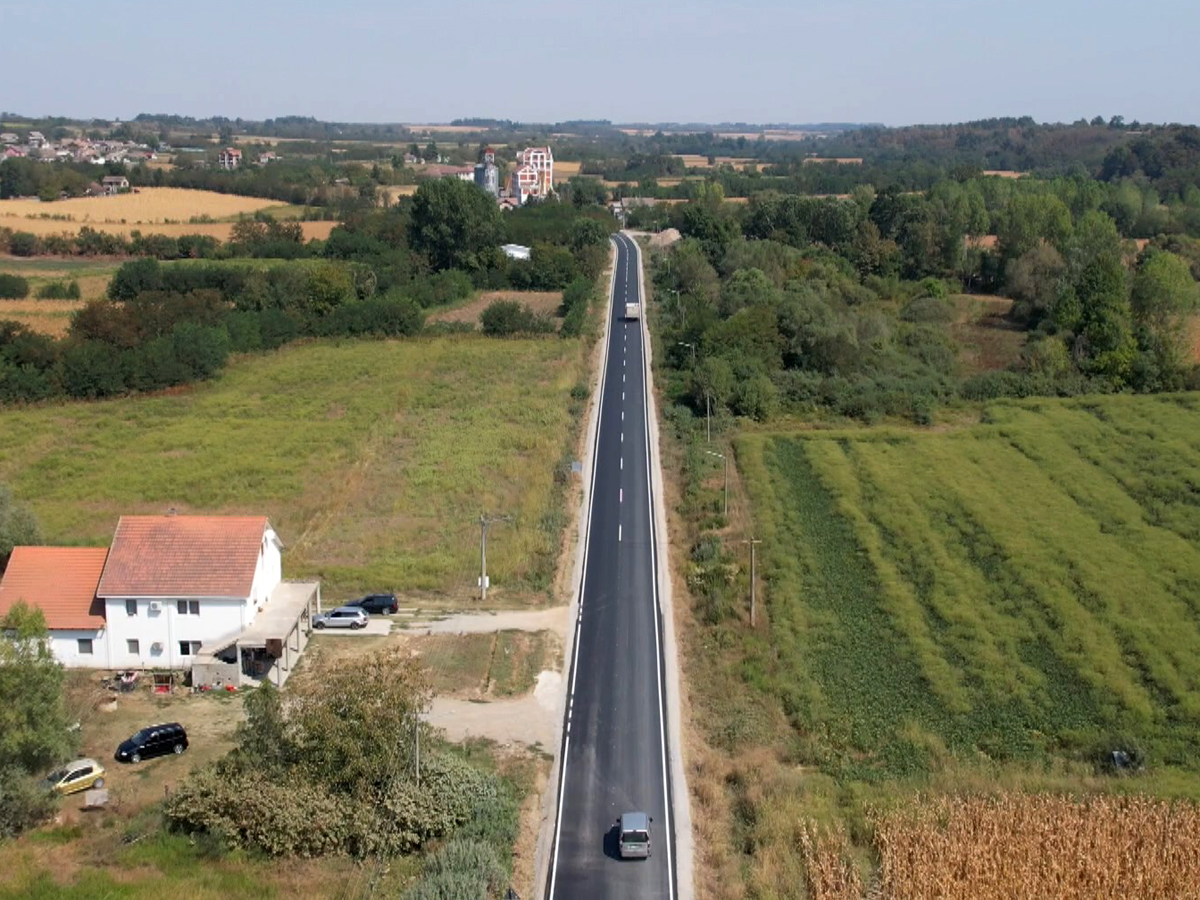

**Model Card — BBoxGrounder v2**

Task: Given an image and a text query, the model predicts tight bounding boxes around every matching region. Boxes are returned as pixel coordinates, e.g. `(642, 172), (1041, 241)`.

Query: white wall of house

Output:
(49, 629), (110, 668)
(249, 528), (283, 607)
(103, 597), (256, 670)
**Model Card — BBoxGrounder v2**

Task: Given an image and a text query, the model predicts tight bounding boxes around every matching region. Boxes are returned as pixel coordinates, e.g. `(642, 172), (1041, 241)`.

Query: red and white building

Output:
(510, 146), (554, 205)
(217, 147), (242, 170)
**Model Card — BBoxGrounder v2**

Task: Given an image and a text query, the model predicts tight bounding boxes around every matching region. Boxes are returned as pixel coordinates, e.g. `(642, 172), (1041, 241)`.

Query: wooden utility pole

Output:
(743, 538), (762, 626)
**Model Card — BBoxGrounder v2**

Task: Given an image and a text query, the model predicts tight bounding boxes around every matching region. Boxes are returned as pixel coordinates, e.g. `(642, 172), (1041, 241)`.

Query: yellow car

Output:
(43, 758), (106, 796)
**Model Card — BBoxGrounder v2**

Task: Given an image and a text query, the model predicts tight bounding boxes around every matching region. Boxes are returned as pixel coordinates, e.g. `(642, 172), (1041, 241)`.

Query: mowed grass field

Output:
(708, 393), (1200, 895)
(0, 336), (587, 601)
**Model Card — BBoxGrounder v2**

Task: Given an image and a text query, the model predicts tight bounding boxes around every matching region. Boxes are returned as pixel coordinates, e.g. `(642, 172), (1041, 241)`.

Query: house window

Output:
(127, 639), (139, 655)
(77, 639), (93, 654)
(125, 599), (137, 616)
(179, 640), (201, 656)
(177, 600), (200, 616)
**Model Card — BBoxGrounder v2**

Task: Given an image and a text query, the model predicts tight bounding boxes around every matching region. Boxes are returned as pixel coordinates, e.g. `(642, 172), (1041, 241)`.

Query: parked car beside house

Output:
(346, 593), (398, 615)
(313, 607), (368, 629)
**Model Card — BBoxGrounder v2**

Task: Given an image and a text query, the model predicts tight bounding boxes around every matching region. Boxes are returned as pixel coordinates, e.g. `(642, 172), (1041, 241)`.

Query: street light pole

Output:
(705, 391), (711, 443)
(743, 538), (762, 626)
(479, 513), (511, 602)
(677, 341), (695, 367)
(705, 450), (727, 517)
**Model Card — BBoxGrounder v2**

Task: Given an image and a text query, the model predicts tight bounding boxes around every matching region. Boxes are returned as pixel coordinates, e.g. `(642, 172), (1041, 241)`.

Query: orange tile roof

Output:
(0, 547), (108, 630)
(97, 516), (271, 599)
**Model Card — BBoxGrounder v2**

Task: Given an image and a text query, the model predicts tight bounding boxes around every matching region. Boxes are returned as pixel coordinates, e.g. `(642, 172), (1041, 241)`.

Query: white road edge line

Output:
(545, 237), (617, 900)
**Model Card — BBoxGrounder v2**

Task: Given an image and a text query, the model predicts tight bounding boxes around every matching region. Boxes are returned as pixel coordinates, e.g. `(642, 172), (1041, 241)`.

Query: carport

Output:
(192, 580), (320, 688)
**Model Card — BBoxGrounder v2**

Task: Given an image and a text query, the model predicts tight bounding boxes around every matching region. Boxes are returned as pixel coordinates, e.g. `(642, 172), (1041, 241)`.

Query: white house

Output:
(0, 547), (110, 667)
(501, 243), (531, 261)
(1, 515), (319, 685)
(96, 515), (285, 672)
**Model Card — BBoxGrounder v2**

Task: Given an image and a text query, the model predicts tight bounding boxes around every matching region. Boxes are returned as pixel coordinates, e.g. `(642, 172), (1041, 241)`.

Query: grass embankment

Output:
(680, 392), (1200, 896)
(0, 335), (588, 602)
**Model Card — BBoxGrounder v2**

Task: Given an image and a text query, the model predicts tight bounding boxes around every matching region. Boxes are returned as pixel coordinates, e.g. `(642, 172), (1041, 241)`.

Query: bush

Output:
(57, 341), (128, 399)
(480, 300), (554, 337)
(402, 839), (509, 900)
(8, 232), (38, 257)
(35, 280), (80, 300)
(320, 296), (424, 338)
(0, 768), (57, 839)
(0, 274), (29, 299)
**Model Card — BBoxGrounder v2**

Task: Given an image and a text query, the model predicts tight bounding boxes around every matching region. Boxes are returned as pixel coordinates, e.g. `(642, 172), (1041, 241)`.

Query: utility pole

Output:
(677, 341), (695, 367)
(706, 450), (728, 517)
(479, 513), (511, 602)
(743, 538), (762, 626)
(705, 391), (711, 443)
(415, 718), (420, 788)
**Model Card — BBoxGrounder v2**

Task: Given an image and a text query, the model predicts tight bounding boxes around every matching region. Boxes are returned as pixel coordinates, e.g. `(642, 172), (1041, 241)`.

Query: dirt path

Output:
(425, 669), (561, 749)
(407, 605), (568, 637)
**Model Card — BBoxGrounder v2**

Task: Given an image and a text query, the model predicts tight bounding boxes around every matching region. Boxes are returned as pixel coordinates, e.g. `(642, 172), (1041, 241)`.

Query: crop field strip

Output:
(736, 393), (1200, 782)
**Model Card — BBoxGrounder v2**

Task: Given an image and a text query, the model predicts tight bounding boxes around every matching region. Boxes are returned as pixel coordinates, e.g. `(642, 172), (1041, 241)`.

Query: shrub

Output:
(35, 280), (80, 300)
(321, 296), (424, 338)
(8, 232), (38, 257)
(480, 300), (554, 337)
(402, 839), (509, 900)
(57, 341), (128, 399)
(0, 274), (29, 299)
(0, 768), (57, 839)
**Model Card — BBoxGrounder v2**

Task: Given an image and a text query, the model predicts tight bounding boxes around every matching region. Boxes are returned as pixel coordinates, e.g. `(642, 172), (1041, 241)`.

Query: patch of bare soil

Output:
(429, 290), (563, 325)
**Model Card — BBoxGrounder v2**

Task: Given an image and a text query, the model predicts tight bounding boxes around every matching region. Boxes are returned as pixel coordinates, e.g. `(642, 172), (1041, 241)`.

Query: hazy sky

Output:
(5, 0), (1199, 127)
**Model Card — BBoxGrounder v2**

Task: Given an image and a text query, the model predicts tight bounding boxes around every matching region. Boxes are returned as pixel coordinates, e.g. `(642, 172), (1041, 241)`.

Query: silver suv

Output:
(313, 606), (368, 630)
(617, 811), (652, 859)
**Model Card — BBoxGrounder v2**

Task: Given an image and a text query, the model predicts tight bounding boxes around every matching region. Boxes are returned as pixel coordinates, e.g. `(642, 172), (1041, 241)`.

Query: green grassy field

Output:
(737, 393), (1200, 786)
(0, 335), (586, 601)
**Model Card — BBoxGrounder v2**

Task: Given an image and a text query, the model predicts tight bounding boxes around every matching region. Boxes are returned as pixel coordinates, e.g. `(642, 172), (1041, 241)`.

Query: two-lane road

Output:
(547, 233), (676, 899)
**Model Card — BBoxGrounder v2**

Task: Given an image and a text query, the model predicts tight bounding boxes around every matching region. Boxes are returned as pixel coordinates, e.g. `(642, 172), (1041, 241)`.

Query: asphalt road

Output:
(547, 233), (676, 899)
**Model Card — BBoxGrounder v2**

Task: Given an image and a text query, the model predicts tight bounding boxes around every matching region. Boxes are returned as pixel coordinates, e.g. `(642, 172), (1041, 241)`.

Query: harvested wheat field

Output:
(430, 290), (562, 325)
(982, 170), (1029, 178)
(554, 160), (582, 178)
(802, 156), (864, 165)
(383, 184), (419, 202)
(0, 188), (286, 224)
(0, 299), (84, 337)
(0, 218), (337, 242)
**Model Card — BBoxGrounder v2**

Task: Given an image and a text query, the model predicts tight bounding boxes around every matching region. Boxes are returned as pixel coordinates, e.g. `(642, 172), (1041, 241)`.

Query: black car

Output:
(115, 722), (188, 764)
(347, 593), (399, 615)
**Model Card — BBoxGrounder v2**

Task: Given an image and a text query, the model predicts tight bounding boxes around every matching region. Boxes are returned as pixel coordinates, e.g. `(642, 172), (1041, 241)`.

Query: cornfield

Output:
(874, 794), (1200, 899)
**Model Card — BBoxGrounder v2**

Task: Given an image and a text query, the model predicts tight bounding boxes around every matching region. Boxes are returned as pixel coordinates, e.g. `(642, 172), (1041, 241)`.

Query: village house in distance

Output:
(0, 514), (320, 687)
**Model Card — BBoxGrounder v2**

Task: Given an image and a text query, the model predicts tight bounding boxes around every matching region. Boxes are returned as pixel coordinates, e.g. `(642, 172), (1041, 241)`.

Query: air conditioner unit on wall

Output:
(148, 601), (161, 612)
(151, 642), (163, 653)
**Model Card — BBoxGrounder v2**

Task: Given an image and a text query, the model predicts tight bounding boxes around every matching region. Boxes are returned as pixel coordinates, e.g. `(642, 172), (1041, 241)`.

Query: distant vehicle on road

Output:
(616, 811), (652, 859)
(624, 301), (640, 320)
(43, 758), (105, 795)
(346, 593), (398, 615)
(115, 723), (188, 764)
(313, 606), (368, 629)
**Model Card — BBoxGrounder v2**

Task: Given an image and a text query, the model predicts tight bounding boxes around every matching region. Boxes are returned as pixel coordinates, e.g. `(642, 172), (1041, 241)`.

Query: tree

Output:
(410, 178), (504, 272)
(0, 485), (39, 569)
(1131, 250), (1200, 386)
(0, 603), (74, 773)
(1073, 254), (1135, 385)
(1007, 243), (1067, 324)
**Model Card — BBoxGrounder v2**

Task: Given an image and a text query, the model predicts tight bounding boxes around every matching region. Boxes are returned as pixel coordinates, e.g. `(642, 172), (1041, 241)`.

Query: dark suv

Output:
(115, 722), (188, 763)
(347, 593), (399, 615)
